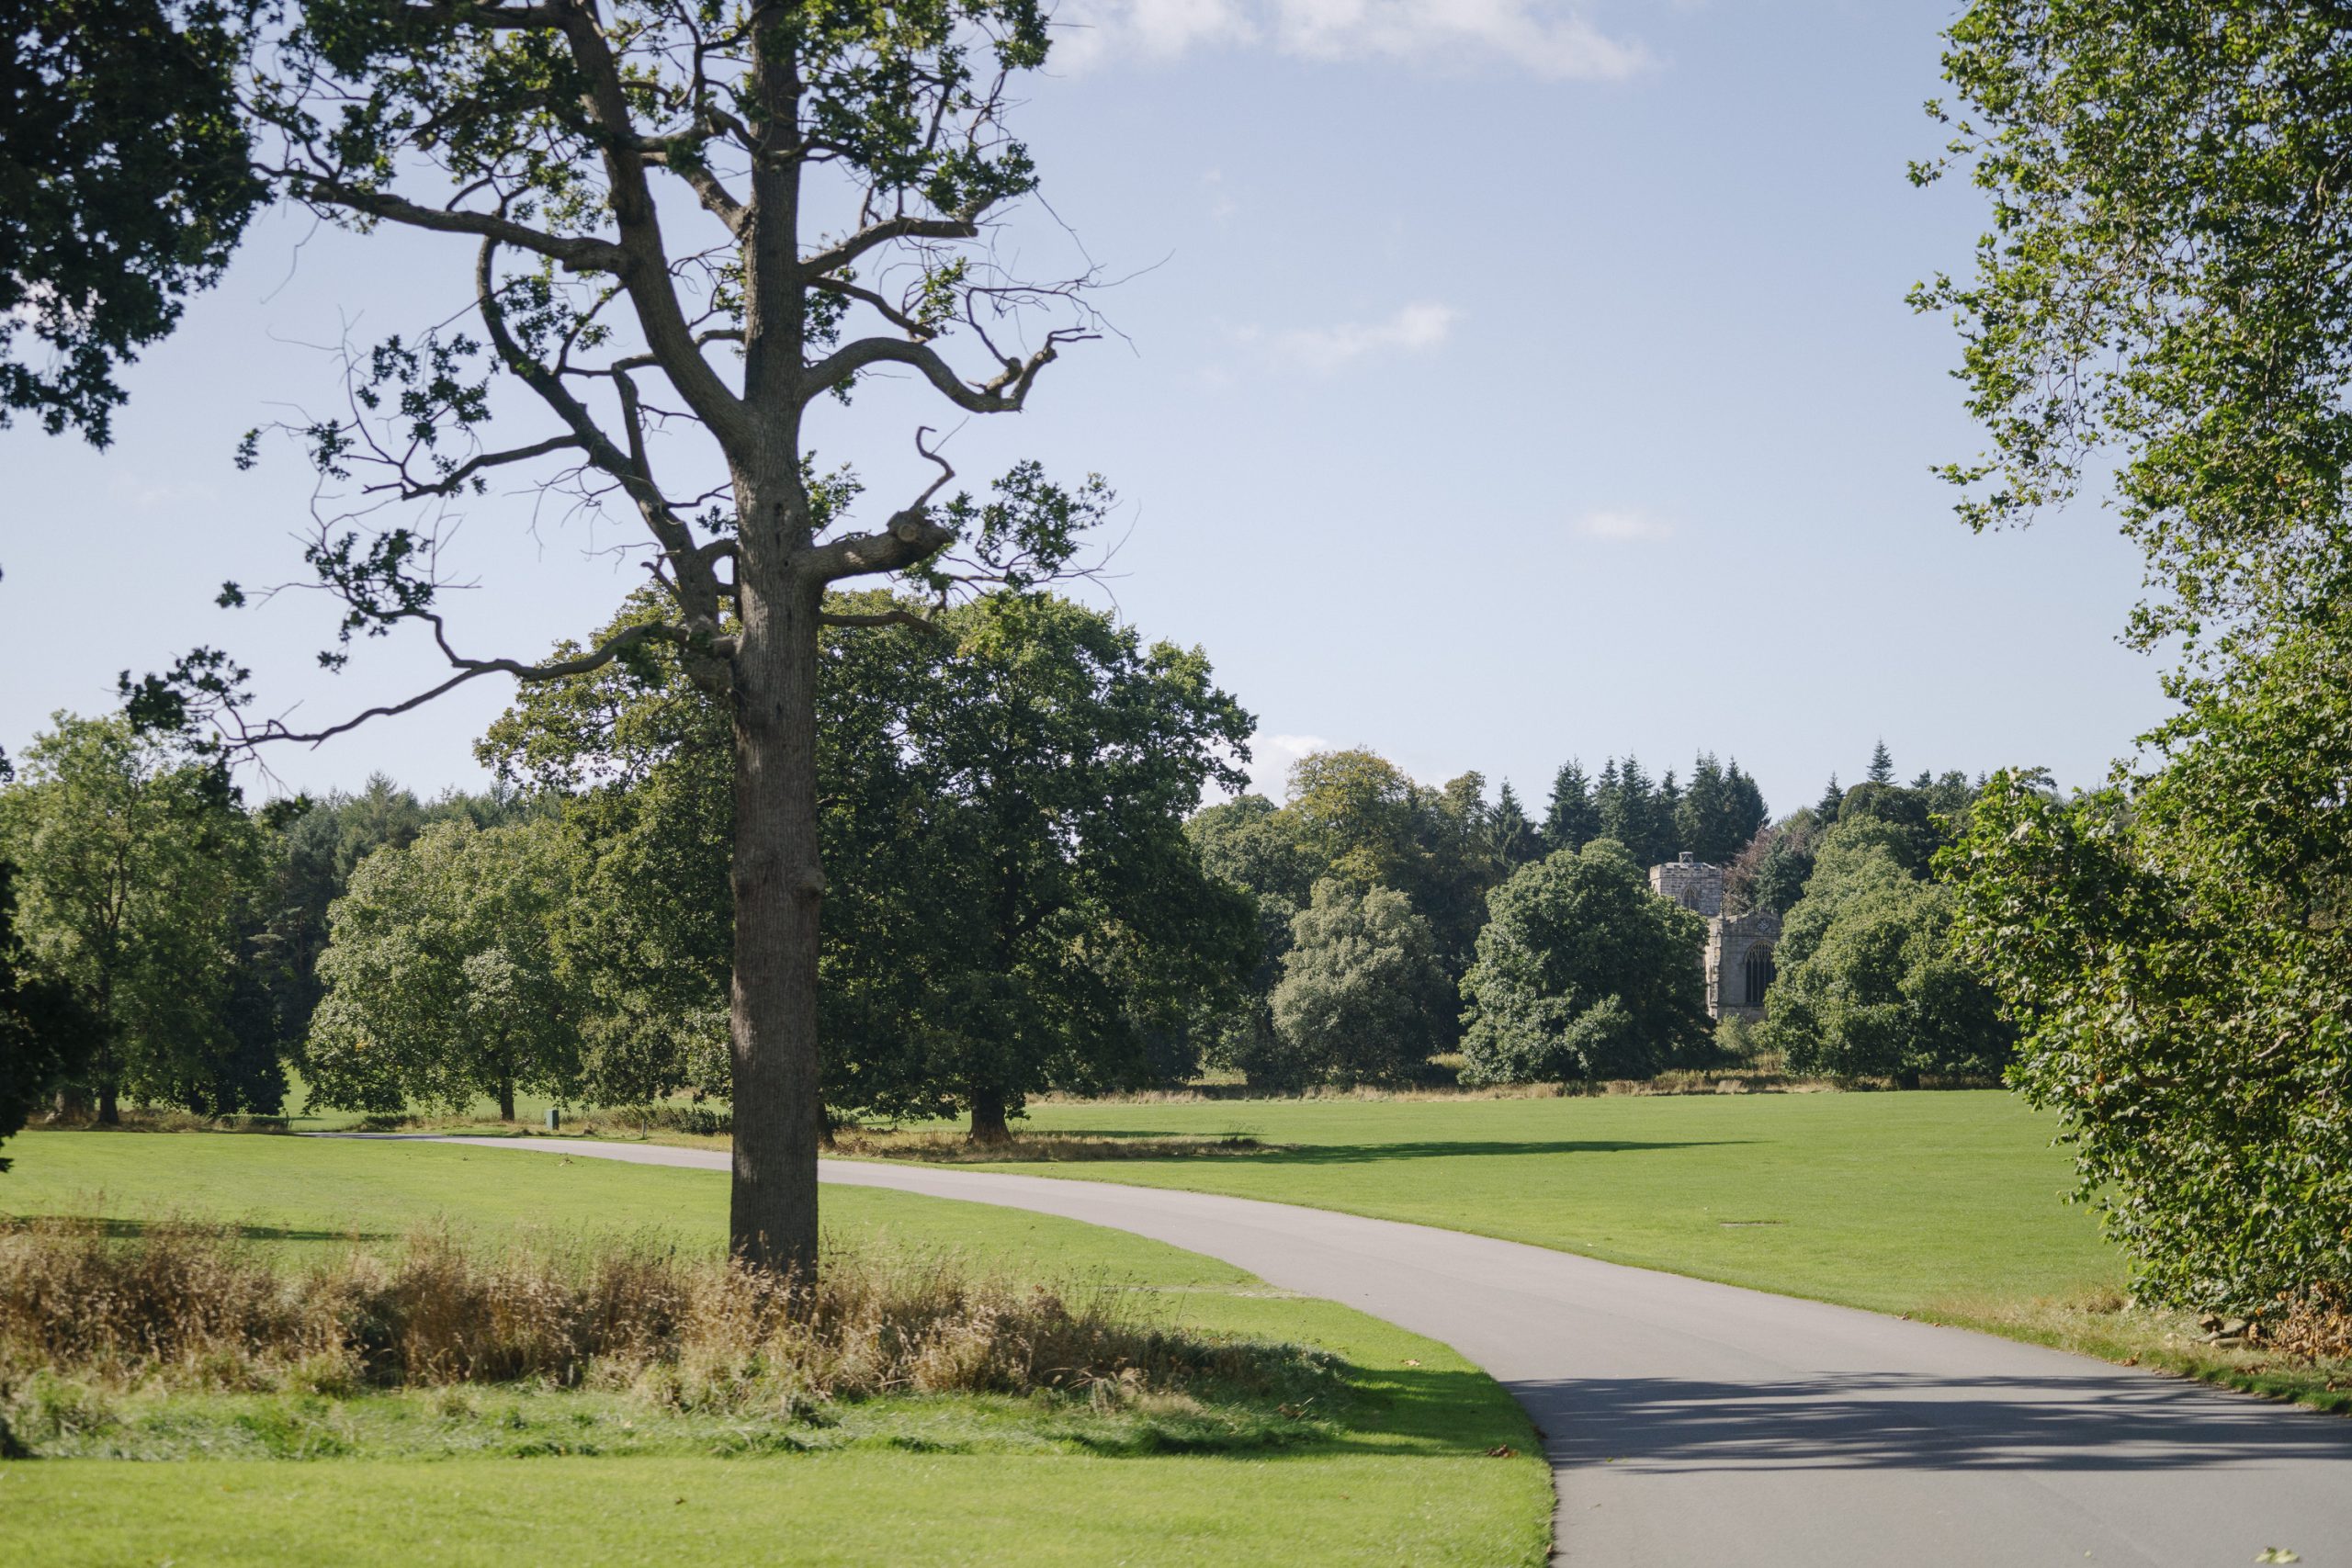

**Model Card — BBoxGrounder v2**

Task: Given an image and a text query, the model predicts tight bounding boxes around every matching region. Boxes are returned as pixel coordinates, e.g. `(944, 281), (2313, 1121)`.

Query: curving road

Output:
(417, 1136), (2352, 1565)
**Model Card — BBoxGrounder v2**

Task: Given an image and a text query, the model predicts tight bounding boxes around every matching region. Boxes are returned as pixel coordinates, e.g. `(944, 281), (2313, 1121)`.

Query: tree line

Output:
(1, 622), (2024, 1166)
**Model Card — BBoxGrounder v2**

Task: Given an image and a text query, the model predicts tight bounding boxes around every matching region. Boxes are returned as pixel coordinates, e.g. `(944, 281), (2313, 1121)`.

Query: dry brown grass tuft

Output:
(0, 1216), (1315, 1411)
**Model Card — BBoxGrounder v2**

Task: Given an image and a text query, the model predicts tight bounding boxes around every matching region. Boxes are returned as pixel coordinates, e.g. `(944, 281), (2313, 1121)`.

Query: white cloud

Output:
(1575, 508), (1674, 541)
(107, 475), (220, 513)
(1264, 301), (1458, 372)
(1056, 0), (1646, 80)
(1244, 731), (1330, 798)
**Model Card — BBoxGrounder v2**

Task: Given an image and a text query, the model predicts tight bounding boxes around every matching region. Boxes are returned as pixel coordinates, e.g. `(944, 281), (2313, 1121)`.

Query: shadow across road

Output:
(1522, 1371), (2352, 1474)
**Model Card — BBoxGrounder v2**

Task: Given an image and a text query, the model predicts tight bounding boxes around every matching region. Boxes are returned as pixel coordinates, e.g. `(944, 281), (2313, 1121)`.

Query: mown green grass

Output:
(880, 1091), (2349, 1413)
(5, 1450), (1532, 1568)
(0, 1133), (1549, 1567)
(935, 1090), (2121, 1313)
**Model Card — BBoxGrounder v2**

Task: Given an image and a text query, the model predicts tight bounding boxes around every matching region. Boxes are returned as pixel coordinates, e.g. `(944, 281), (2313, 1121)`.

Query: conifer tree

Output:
(1487, 783), (1542, 869)
(1868, 740), (1895, 785)
(1544, 761), (1600, 853)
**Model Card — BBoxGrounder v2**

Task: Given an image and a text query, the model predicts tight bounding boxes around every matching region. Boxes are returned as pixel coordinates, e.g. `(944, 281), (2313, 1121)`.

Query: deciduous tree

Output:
(0, 0), (261, 442)
(1459, 839), (1710, 1086)
(1267, 880), (1451, 1089)
(129, 2), (1114, 1271)
(306, 818), (585, 1120)
(0, 714), (267, 1120)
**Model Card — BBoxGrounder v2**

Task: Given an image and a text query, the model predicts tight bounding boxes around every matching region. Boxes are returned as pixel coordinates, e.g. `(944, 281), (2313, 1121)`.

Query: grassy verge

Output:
(866, 1090), (2352, 1415)
(0, 1133), (1550, 1568)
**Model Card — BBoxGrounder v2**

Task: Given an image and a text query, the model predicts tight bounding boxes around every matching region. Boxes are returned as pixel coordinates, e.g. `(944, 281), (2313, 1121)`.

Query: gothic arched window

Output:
(1742, 944), (1776, 1008)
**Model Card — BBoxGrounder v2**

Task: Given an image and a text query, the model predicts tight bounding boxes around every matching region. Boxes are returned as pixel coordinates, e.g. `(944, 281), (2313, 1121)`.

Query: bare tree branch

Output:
(238, 615), (707, 748)
(801, 216), (979, 280)
(282, 174), (628, 273)
(800, 333), (1074, 411)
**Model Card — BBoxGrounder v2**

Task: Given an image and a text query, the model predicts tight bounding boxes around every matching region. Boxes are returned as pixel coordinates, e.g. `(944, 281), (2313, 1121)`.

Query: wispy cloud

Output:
(1057, 0), (1647, 80)
(107, 475), (220, 513)
(1575, 508), (1674, 541)
(1259, 302), (1458, 372)
(1247, 732), (1331, 798)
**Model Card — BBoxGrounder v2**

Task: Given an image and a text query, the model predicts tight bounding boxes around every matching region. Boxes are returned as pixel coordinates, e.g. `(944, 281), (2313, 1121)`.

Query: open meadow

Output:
(0, 1132), (1551, 1568)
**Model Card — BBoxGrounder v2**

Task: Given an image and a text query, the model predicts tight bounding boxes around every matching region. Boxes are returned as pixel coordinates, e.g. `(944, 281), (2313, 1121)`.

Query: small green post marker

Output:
(546, 1106), (561, 1132)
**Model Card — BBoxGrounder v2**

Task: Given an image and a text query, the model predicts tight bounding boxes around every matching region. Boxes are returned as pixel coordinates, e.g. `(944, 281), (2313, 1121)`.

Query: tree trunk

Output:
(497, 1077), (515, 1122)
(728, 558), (825, 1279)
(969, 1086), (1012, 1146)
(96, 1081), (119, 1125)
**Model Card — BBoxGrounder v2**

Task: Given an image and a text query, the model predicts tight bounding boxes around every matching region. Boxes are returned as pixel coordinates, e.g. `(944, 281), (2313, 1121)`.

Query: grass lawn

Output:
(0, 1132), (1551, 1568)
(866, 1090), (2350, 1411)
(911, 1090), (2122, 1314)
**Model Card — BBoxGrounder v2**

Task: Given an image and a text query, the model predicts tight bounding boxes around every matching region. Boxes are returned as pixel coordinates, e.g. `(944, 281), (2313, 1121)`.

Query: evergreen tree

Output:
(1868, 740), (1895, 785)
(1724, 761), (1769, 851)
(1487, 783), (1542, 869)
(1600, 757), (1673, 866)
(1816, 773), (1845, 823)
(1676, 754), (1732, 864)
(1544, 761), (1600, 853)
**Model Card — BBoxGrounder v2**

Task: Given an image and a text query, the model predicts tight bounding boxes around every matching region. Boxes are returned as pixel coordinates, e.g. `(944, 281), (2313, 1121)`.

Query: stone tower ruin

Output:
(1647, 852), (1779, 1023)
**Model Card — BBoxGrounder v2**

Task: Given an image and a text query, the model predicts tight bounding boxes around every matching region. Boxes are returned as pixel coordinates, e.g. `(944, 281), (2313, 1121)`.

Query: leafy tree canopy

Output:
(1949, 626), (2352, 1314)
(1920, 0), (2352, 660)
(1762, 824), (2011, 1089)
(0, 0), (261, 443)
(0, 713), (269, 1120)
(307, 818), (585, 1119)
(1266, 879), (1453, 1090)
(1459, 839), (1711, 1086)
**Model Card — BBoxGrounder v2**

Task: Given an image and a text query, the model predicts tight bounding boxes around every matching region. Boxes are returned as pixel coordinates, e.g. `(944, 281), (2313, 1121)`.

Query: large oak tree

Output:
(135, 1), (1106, 1273)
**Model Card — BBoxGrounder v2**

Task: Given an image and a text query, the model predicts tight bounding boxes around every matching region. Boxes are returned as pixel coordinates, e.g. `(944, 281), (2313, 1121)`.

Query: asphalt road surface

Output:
(414, 1136), (2352, 1565)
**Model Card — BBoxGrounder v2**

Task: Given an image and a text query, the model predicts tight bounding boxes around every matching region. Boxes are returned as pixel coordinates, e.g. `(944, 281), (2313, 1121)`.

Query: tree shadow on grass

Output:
(1020, 1136), (1748, 1165)
(13, 1214), (399, 1244)
(1518, 1371), (2352, 1474)
(1060, 1362), (1535, 1461)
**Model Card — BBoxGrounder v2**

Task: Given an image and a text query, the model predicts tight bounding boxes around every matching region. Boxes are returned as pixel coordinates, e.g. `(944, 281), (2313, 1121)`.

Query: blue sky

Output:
(0, 0), (2167, 819)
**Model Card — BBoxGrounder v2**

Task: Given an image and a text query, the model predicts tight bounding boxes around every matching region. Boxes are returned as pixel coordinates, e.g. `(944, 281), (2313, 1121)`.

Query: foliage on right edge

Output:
(1945, 628), (2352, 1315)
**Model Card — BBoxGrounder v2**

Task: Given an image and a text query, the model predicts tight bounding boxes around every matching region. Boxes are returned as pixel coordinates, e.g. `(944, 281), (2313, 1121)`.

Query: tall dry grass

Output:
(0, 1216), (1316, 1413)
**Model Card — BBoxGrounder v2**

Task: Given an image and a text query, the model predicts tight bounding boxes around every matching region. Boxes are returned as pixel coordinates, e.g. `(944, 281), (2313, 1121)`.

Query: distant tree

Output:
(0, 713), (269, 1120)
(1670, 753), (1749, 865)
(0, 861), (99, 1171)
(1459, 839), (1711, 1085)
(1724, 761), (1769, 852)
(1184, 795), (1315, 1085)
(1, 0), (261, 443)
(1762, 824), (2011, 1088)
(1487, 783), (1543, 869)
(1831, 781), (1939, 875)
(1407, 771), (1499, 998)
(306, 819), (585, 1120)
(1543, 761), (1600, 853)
(1815, 773), (1845, 823)
(1286, 750), (1423, 891)
(1867, 739), (1895, 784)
(1732, 813), (1822, 917)
(1597, 757), (1675, 867)
(1268, 880), (1452, 1089)
(489, 590), (1253, 1141)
